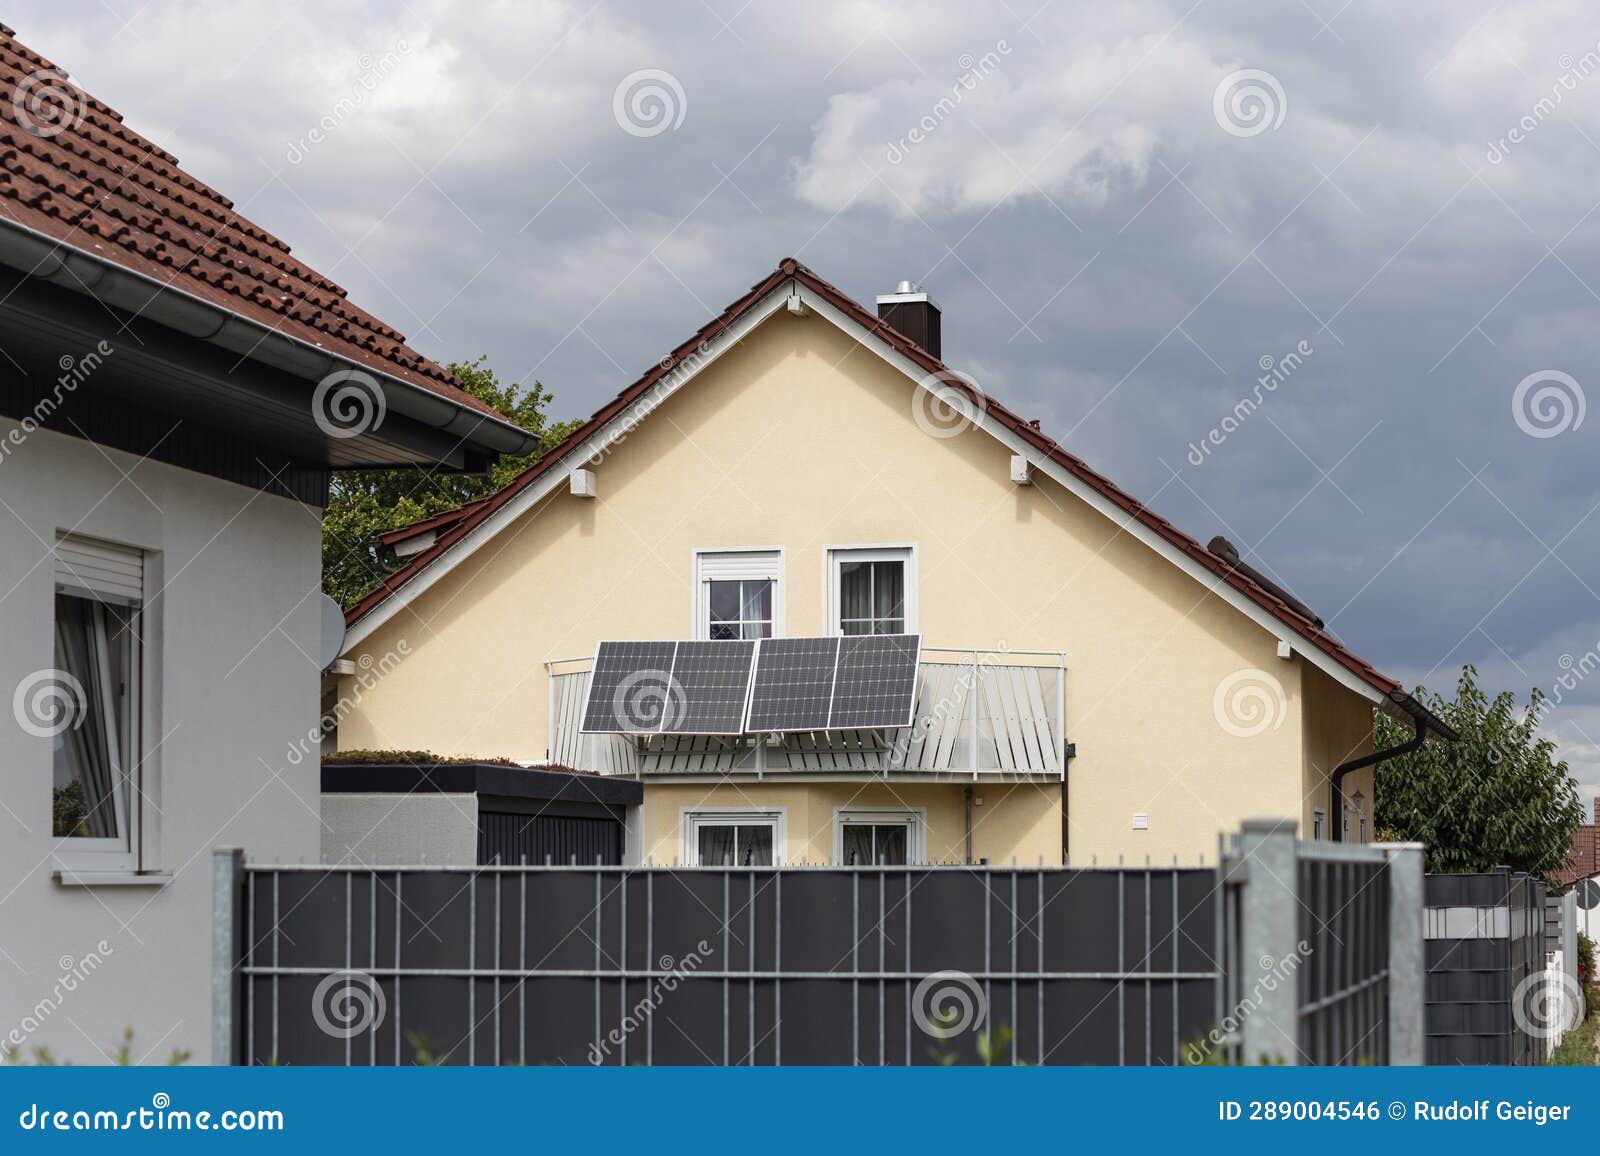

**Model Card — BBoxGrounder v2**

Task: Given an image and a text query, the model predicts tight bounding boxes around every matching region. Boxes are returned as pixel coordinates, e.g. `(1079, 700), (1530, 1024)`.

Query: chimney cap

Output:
(876, 280), (940, 310)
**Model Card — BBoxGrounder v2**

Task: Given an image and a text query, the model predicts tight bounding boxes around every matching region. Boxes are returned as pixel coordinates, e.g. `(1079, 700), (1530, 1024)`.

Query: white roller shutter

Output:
(54, 534), (144, 604)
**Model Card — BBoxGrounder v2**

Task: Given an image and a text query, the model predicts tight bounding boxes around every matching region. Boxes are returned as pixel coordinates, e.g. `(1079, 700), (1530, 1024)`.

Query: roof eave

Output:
(0, 216), (539, 460)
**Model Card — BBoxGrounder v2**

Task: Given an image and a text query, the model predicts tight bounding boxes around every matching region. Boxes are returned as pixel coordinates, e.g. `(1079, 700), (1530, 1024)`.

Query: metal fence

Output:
(210, 821), (1423, 1066)
(1423, 871), (1548, 1065)
(1216, 822), (1422, 1066)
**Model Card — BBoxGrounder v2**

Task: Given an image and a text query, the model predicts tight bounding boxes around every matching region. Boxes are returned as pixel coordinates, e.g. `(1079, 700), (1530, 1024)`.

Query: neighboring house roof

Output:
(0, 26), (534, 455)
(1553, 797), (1600, 888)
(344, 256), (1451, 737)
(375, 496), (492, 548)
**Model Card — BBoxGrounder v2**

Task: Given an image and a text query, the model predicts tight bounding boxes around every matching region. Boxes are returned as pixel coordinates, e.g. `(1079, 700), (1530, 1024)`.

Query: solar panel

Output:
(662, 640), (758, 734)
(829, 633), (921, 729)
(744, 636), (841, 732)
(580, 640), (679, 733)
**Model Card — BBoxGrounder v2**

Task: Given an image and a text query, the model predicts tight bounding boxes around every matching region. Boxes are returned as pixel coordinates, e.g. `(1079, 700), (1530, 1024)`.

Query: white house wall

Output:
(0, 420), (321, 1064)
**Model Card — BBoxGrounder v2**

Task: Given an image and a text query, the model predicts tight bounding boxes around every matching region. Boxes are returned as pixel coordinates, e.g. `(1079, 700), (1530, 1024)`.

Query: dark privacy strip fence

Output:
(210, 825), (1422, 1066)
(219, 862), (1220, 1066)
(1423, 871), (1547, 1065)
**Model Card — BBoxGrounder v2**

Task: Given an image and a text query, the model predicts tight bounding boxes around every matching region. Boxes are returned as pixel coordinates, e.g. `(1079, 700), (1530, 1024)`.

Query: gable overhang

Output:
(0, 216), (539, 466)
(342, 271), (1438, 734)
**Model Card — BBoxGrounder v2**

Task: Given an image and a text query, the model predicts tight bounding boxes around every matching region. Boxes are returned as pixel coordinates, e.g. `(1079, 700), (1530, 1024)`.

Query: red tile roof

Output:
(0, 26), (502, 423)
(345, 257), (1440, 724)
(374, 497), (492, 547)
(1553, 797), (1600, 888)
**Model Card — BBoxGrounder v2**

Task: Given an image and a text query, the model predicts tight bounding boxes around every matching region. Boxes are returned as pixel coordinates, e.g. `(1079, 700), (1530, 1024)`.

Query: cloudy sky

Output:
(16, 0), (1600, 799)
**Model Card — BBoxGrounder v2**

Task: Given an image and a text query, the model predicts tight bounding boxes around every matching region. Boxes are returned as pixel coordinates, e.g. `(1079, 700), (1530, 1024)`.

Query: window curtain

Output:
(53, 596), (119, 839)
(839, 562), (872, 633)
(698, 824), (736, 866)
(738, 580), (772, 639)
(843, 824), (909, 865)
(739, 824), (774, 866)
(873, 563), (905, 633)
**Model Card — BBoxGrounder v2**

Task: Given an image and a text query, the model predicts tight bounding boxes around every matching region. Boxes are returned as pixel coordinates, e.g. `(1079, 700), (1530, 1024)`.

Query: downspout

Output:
(1330, 694), (1428, 842)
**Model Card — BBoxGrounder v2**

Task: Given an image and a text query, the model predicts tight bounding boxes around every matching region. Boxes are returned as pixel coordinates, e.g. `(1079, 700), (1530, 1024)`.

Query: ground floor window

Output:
(50, 531), (146, 874)
(1312, 808), (1326, 841)
(683, 809), (784, 866)
(836, 808), (924, 865)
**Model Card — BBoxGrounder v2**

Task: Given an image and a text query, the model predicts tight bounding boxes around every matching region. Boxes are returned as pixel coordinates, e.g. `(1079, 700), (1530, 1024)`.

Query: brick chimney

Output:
(876, 280), (941, 359)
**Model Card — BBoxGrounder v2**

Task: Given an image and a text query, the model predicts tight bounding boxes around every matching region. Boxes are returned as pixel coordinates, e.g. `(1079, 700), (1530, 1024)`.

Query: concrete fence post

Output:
(211, 847), (244, 1066)
(1375, 841), (1425, 1065)
(1236, 818), (1300, 1064)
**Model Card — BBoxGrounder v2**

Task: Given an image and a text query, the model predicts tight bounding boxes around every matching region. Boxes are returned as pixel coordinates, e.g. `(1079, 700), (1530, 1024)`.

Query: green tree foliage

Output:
(322, 357), (577, 607)
(1374, 664), (1584, 878)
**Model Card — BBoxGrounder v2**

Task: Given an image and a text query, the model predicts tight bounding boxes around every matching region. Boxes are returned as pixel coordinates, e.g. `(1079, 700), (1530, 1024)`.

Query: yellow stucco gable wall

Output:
(339, 305), (1373, 863)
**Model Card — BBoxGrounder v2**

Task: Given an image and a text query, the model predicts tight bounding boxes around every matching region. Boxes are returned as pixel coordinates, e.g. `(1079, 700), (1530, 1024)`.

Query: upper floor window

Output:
(50, 535), (144, 867)
(695, 549), (782, 640)
(828, 546), (916, 636)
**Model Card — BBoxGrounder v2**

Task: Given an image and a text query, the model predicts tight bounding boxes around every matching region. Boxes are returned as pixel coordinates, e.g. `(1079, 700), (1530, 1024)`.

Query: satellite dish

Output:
(319, 594), (347, 670)
(1578, 878), (1600, 911)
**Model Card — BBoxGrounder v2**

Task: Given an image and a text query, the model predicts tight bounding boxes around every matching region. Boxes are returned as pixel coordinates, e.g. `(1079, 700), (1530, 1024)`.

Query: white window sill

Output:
(53, 870), (172, 888)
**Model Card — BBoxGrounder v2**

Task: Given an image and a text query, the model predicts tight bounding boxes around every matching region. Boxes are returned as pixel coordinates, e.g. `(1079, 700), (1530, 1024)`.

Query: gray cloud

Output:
(17, 0), (1600, 793)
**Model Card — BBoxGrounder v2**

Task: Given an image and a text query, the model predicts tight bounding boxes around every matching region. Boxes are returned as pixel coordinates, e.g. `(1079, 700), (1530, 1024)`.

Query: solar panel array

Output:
(581, 635), (923, 736)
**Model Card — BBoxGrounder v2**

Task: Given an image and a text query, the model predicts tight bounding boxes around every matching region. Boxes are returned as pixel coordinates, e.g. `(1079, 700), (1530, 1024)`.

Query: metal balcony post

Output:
(969, 649), (980, 779)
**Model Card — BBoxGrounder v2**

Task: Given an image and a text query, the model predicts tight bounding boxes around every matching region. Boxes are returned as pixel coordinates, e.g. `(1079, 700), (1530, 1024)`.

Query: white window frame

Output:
(680, 807), (787, 866)
(1312, 808), (1326, 841)
(824, 544), (918, 637)
(833, 806), (926, 865)
(692, 548), (785, 641)
(51, 534), (154, 879)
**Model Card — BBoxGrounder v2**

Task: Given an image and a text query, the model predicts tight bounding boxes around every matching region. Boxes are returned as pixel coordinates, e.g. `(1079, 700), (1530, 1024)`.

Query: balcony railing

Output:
(543, 647), (1066, 779)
